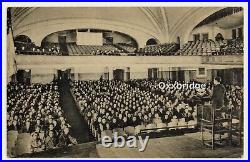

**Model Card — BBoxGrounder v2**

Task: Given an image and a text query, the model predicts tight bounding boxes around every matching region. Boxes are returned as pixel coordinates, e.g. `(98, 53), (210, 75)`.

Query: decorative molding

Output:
(160, 7), (169, 42)
(139, 7), (163, 36)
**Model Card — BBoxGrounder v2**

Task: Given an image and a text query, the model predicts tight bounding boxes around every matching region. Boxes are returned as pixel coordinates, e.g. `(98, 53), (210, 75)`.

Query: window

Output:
(198, 68), (206, 75)
(202, 33), (209, 41)
(232, 29), (237, 39)
(193, 34), (200, 41)
(238, 27), (243, 39)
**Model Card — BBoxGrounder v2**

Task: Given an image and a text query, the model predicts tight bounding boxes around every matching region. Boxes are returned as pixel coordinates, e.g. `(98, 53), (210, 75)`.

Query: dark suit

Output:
(211, 84), (226, 109)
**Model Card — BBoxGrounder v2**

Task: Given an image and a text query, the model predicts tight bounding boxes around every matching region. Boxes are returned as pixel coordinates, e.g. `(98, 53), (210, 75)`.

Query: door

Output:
(16, 69), (31, 84)
(148, 68), (158, 79)
(58, 36), (66, 44)
(232, 29), (237, 39)
(106, 37), (113, 44)
(113, 69), (124, 81)
(57, 69), (71, 81)
(58, 36), (68, 55)
(178, 70), (185, 82)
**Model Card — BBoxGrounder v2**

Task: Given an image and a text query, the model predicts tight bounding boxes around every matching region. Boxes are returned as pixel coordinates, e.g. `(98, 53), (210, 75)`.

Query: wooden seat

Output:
(156, 123), (167, 131)
(146, 124), (157, 133)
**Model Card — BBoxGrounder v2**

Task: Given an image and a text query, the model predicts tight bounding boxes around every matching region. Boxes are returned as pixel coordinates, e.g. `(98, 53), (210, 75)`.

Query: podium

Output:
(200, 104), (233, 149)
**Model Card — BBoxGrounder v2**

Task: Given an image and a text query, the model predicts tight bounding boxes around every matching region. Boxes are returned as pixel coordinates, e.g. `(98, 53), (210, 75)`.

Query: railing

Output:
(201, 55), (243, 65)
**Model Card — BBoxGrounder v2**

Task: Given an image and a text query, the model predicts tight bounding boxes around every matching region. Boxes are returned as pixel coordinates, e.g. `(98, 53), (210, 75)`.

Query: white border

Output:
(2, 2), (248, 160)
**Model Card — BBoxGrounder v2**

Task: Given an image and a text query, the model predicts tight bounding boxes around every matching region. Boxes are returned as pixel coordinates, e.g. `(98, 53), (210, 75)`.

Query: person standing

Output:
(211, 77), (226, 111)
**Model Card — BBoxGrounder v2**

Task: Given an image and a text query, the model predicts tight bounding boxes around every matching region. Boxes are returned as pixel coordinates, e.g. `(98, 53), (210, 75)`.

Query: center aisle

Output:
(58, 80), (94, 144)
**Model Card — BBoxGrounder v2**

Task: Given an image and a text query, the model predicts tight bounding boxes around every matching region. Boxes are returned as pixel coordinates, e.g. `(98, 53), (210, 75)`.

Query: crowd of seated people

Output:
(128, 79), (243, 111)
(71, 78), (243, 140)
(176, 39), (243, 56)
(128, 79), (243, 126)
(136, 43), (179, 56)
(224, 84), (243, 118)
(221, 38), (244, 55)
(15, 38), (243, 56)
(7, 82), (77, 154)
(67, 43), (122, 56)
(15, 41), (62, 56)
(70, 79), (198, 140)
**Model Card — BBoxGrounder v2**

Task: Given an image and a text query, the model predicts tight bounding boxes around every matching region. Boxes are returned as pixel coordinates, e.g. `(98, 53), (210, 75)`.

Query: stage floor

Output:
(96, 132), (243, 158)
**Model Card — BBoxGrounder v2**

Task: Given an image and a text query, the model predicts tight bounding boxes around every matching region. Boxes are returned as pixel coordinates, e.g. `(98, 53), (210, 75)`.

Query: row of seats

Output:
(136, 43), (179, 56)
(15, 39), (243, 56)
(99, 121), (197, 141)
(221, 39), (243, 55)
(67, 43), (122, 56)
(176, 39), (243, 56)
(15, 42), (62, 56)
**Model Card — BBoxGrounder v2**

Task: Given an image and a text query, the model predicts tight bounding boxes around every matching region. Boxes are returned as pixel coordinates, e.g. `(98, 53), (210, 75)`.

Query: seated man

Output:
(45, 131), (56, 150)
(57, 127), (77, 147)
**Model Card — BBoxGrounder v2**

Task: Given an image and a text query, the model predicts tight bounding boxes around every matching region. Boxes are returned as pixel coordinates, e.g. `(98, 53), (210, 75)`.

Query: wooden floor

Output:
(96, 132), (243, 158)
(18, 142), (98, 158)
(15, 132), (243, 158)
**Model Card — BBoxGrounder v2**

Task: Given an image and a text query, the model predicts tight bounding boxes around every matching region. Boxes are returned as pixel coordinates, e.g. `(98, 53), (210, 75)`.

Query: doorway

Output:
(113, 69), (124, 81)
(178, 70), (185, 82)
(16, 69), (31, 84)
(58, 69), (71, 81)
(106, 37), (113, 44)
(148, 68), (158, 79)
(58, 35), (68, 55)
(58, 35), (66, 44)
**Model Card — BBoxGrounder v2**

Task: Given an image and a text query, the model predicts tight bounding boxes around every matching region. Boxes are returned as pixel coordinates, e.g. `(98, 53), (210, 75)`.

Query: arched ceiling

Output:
(10, 7), (227, 46)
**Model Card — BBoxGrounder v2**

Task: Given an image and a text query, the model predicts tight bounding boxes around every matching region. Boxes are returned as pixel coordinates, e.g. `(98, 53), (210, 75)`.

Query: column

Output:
(109, 67), (113, 80)
(74, 68), (79, 81)
(184, 70), (190, 82)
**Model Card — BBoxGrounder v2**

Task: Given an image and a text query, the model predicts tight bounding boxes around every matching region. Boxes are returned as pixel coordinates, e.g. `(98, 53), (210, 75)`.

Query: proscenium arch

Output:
(14, 18), (162, 48)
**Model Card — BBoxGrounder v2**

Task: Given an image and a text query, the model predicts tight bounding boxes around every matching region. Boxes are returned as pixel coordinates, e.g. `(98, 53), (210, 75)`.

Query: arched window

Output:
(146, 38), (158, 46)
(176, 37), (181, 49)
(215, 33), (224, 41)
(14, 35), (32, 43)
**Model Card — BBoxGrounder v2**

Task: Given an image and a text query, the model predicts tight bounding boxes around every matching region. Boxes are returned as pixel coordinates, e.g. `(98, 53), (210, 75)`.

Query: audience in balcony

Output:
(176, 39), (243, 56)
(14, 38), (243, 56)
(15, 42), (62, 56)
(135, 43), (179, 56)
(67, 43), (122, 56)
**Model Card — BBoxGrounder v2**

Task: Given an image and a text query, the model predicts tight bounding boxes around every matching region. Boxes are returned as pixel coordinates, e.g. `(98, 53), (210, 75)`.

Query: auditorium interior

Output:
(6, 6), (245, 158)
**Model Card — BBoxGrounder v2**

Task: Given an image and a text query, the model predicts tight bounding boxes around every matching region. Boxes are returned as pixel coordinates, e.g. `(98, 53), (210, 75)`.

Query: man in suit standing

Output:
(211, 77), (226, 110)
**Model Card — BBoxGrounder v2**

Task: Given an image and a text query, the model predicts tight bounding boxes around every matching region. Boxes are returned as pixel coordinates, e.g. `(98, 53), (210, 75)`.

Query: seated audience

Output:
(71, 79), (243, 139)
(7, 82), (77, 153)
